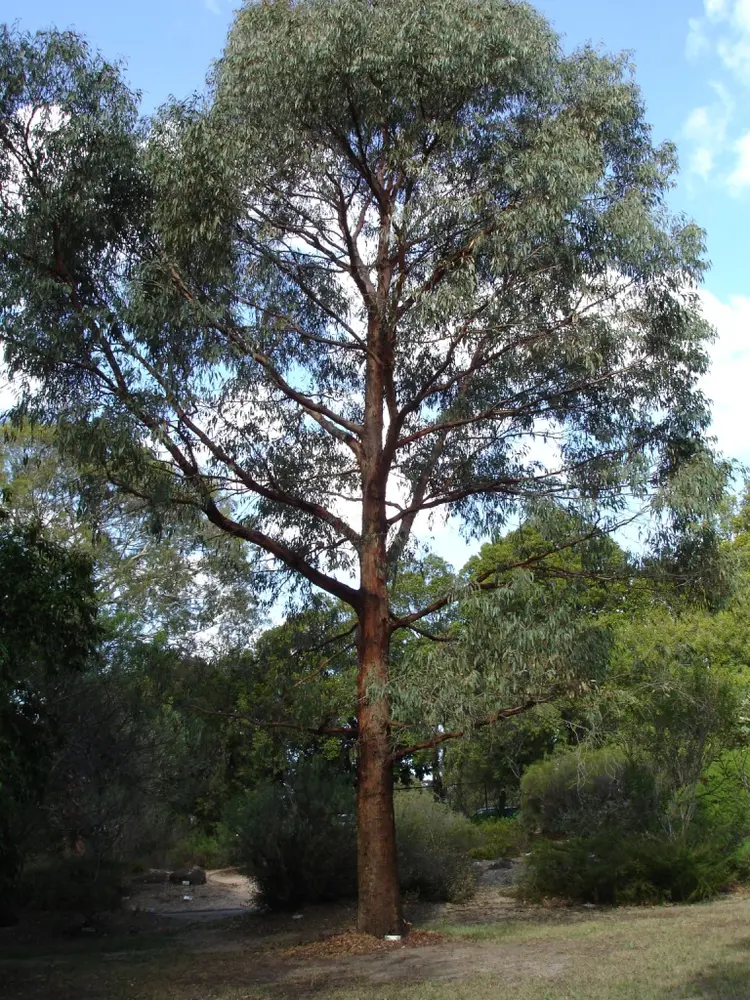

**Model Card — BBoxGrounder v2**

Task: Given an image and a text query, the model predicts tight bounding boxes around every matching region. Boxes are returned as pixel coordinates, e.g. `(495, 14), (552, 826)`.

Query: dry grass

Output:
(5, 894), (750, 999)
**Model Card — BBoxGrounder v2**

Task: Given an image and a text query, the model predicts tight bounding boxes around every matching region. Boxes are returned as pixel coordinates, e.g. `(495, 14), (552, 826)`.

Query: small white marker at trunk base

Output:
(384, 935), (402, 941)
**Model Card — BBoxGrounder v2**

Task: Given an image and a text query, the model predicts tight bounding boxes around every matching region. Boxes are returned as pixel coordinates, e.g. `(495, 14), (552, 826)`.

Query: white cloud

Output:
(682, 95), (733, 179)
(689, 0), (750, 83)
(734, 0), (750, 30)
(698, 288), (750, 464)
(681, 5), (750, 189)
(682, 83), (735, 182)
(204, 0), (222, 15)
(687, 17), (711, 58)
(706, 0), (730, 19)
(684, 105), (712, 140)
(717, 35), (750, 84)
(727, 130), (750, 190)
(692, 145), (715, 179)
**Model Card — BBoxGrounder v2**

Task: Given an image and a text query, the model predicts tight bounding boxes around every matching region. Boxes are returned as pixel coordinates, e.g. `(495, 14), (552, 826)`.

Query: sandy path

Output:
(127, 868), (258, 915)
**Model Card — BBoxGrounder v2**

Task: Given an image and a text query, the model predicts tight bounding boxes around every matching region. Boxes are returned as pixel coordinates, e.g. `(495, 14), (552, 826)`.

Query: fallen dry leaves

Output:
(278, 928), (444, 960)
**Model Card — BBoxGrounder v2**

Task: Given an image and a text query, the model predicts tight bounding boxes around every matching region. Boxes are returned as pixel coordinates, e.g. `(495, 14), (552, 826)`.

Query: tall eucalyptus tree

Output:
(0, 1), (714, 934)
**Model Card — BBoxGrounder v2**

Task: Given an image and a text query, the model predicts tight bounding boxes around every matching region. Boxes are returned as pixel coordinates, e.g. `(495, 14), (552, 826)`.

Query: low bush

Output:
(224, 761), (357, 909)
(520, 833), (735, 905)
(469, 816), (525, 860)
(228, 776), (484, 908)
(690, 752), (750, 843)
(520, 747), (658, 838)
(166, 828), (232, 870)
(395, 792), (478, 902)
(732, 837), (750, 882)
(19, 855), (125, 914)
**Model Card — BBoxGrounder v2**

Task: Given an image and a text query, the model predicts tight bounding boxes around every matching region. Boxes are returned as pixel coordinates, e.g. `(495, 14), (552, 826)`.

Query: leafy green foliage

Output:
(521, 834), (735, 905)
(395, 792), (478, 902)
(0, 506), (241, 912)
(395, 571), (612, 733)
(225, 760), (357, 908)
(166, 829), (232, 871)
(0, 422), (261, 651)
(443, 703), (567, 817)
(234, 597), (357, 737)
(645, 450), (738, 608)
(469, 817), (525, 861)
(601, 604), (750, 838)
(0, 518), (100, 910)
(18, 856), (125, 916)
(514, 520), (750, 907)
(226, 778), (481, 908)
(0, 5), (717, 610)
(696, 751), (750, 838)
(35, 644), (210, 868)
(732, 838), (750, 882)
(520, 747), (658, 839)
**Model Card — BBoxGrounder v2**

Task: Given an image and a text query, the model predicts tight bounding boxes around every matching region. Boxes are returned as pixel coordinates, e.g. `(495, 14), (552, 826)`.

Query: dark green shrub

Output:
(167, 828), (232, 870)
(227, 773), (483, 908)
(395, 792), (478, 902)
(521, 747), (658, 838)
(732, 838), (750, 882)
(686, 754), (750, 886)
(519, 746), (750, 905)
(691, 752), (750, 844)
(19, 856), (125, 914)
(521, 833), (734, 905)
(469, 816), (524, 860)
(224, 761), (357, 908)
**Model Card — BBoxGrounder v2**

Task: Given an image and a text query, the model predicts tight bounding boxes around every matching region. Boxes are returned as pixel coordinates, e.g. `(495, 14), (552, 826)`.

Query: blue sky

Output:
(5, 0), (749, 565)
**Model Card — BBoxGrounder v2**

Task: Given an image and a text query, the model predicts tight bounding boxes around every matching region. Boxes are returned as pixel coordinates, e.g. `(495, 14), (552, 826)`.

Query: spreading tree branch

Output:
(390, 700), (541, 761)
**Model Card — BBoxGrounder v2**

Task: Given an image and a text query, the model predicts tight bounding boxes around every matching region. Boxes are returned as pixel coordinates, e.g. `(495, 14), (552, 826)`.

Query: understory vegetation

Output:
(3, 429), (750, 915)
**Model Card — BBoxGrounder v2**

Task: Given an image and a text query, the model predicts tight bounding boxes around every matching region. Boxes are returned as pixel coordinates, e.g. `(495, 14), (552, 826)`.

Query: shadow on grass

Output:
(0, 930), (179, 964)
(662, 953), (750, 1000)
(2, 950), (327, 1000)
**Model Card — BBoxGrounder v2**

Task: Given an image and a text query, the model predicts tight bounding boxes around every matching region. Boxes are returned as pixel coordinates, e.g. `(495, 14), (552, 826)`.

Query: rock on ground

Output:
(473, 858), (524, 890)
(169, 867), (207, 886)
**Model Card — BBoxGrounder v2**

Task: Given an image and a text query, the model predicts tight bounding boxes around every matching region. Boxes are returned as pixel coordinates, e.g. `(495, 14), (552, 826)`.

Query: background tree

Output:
(443, 704), (566, 816)
(0, 518), (99, 919)
(0, 1), (717, 934)
(1, 422), (261, 650)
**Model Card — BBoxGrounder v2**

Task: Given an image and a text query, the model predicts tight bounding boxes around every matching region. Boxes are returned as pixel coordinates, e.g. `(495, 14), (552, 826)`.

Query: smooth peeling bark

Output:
(354, 265), (403, 935)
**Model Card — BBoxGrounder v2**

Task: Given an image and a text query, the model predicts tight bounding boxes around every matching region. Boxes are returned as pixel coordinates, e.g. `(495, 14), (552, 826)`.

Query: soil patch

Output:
(6, 892), (750, 999)
(126, 867), (258, 915)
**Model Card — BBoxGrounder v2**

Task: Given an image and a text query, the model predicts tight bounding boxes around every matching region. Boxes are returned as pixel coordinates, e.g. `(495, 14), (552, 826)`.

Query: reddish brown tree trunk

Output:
(356, 533), (403, 937)
(354, 224), (403, 935)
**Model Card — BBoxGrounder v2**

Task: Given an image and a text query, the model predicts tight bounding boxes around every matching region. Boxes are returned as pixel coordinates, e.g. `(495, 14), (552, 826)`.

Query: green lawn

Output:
(4, 895), (750, 999)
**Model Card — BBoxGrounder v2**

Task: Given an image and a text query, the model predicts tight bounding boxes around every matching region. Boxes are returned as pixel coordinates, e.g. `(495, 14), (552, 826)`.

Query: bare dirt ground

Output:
(6, 874), (750, 999)
(124, 860), (524, 924)
(0, 881), (611, 999)
(126, 868), (258, 916)
(7, 891), (750, 999)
